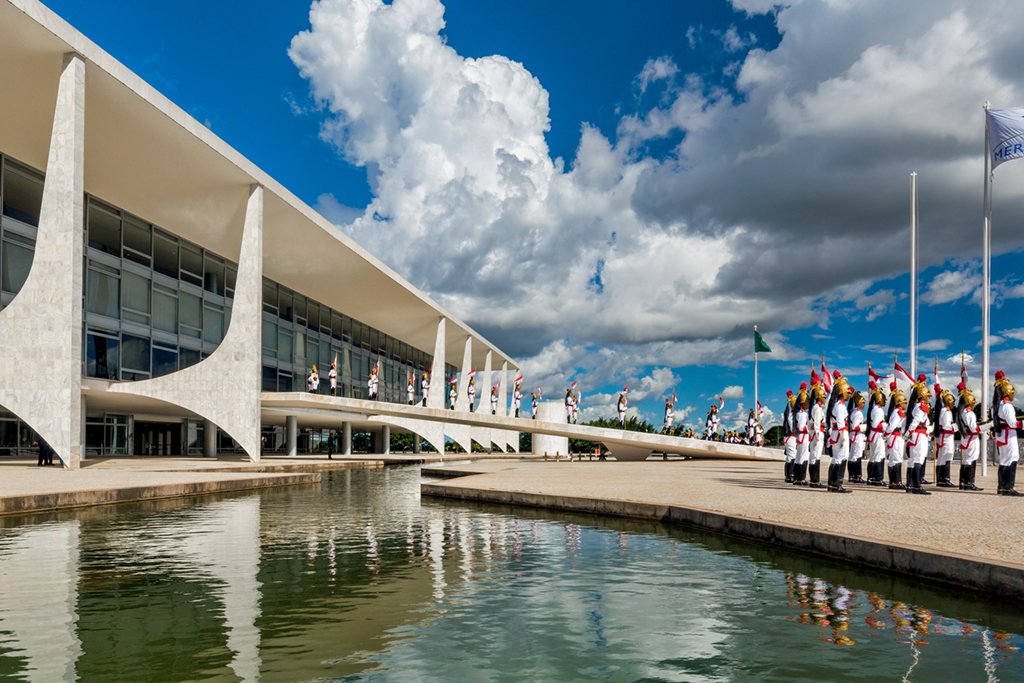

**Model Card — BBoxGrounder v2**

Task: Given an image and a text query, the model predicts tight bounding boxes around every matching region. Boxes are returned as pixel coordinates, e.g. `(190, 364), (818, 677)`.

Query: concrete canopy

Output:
(0, 0), (513, 370)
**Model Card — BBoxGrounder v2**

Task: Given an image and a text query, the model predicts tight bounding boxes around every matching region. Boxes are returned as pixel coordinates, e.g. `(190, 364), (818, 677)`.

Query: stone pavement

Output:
(421, 458), (1023, 596)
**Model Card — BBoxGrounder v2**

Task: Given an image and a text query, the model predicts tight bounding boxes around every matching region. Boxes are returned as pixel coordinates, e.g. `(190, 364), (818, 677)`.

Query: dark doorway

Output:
(134, 421), (182, 456)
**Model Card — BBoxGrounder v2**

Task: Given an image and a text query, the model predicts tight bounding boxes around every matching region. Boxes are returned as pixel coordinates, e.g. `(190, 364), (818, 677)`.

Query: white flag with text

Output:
(987, 107), (1024, 171)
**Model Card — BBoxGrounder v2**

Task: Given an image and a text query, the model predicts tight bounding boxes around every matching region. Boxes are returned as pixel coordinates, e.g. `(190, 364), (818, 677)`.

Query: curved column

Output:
(473, 350), (493, 450)
(426, 317), (445, 409)
(454, 337), (473, 412)
(0, 53), (85, 468)
(108, 185), (263, 460)
(533, 402), (568, 456)
(369, 415), (445, 455)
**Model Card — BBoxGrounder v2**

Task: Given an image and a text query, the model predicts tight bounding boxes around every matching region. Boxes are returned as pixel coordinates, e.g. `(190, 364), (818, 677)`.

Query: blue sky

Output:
(44, 0), (1024, 429)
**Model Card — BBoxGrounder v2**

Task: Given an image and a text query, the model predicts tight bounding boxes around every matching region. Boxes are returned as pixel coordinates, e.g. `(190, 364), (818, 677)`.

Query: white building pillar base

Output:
(204, 419), (217, 457)
(342, 422), (352, 456)
(382, 425), (390, 455)
(533, 403), (568, 456)
(286, 416), (297, 457)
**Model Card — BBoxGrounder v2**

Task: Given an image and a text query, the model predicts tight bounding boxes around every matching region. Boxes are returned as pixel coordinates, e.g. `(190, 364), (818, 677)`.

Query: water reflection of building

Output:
(0, 521), (81, 682)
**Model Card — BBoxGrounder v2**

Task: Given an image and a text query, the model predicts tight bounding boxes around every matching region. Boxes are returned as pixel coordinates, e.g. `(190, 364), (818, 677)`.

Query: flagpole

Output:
(981, 101), (992, 477)
(910, 171), (918, 380)
(754, 324), (759, 421)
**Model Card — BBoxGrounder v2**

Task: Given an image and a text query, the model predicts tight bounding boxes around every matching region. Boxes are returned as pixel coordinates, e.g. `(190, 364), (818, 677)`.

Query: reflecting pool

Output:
(0, 466), (1020, 681)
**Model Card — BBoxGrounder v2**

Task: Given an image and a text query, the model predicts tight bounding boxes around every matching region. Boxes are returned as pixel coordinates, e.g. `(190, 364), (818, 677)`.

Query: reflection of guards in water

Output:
(826, 585), (856, 646)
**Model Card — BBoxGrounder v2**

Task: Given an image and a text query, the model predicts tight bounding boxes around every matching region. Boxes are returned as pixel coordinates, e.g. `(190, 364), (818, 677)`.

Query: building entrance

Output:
(134, 421), (182, 456)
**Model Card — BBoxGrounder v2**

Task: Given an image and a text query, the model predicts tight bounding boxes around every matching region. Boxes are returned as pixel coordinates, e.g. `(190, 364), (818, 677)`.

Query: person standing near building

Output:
(565, 388), (575, 424)
(617, 387), (628, 428)
(328, 361), (338, 396)
(368, 367), (379, 401)
(421, 371), (429, 407)
(513, 379), (523, 418)
(956, 381), (983, 491)
(490, 384), (499, 415)
(467, 376), (476, 412)
(827, 377), (852, 493)
(866, 382), (887, 486)
(933, 386), (958, 487)
(705, 404), (720, 440)
(531, 391), (539, 419)
(847, 391), (866, 484)
(994, 371), (1022, 496)
(449, 380), (457, 410)
(407, 375), (415, 405)
(782, 390), (796, 482)
(663, 397), (675, 435)
(904, 375), (932, 495)
(886, 382), (907, 490)
(792, 383), (810, 485)
(308, 365), (319, 394)
(746, 408), (757, 444)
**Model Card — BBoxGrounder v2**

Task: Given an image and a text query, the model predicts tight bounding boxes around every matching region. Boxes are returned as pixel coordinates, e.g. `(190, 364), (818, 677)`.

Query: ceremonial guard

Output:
(368, 368), (379, 401)
(792, 383), (810, 485)
(329, 361), (338, 396)
(467, 376), (476, 412)
(663, 398), (675, 434)
(866, 382), (887, 486)
(827, 376), (852, 493)
(307, 365), (319, 394)
(407, 376), (415, 405)
(531, 391), (539, 419)
(617, 388), (628, 427)
(421, 372), (429, 407)
(994, 371), (1023, 496)
(933, 385), (958, 487)
(746, 408), (757, 444)
(449, 381), (457, 410)
(847, 390), (866, 484)
(565, 388), (575, 424)
(490, 384), (499, 415)
(955, 381), (983, 490)
(808, 378), (827, 488)
(705, 404), (720, 440)
(885, 382), (907, 490)
(904, 374), (933, 494)
(513, 380), (523, 418)
(783, 390), (796, 483)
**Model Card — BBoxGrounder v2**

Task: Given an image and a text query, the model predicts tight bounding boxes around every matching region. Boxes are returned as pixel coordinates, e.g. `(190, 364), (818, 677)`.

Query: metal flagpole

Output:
(910, 171), (918, 380)
(754, 324), (759, 419)
(981, 102), (992, 477)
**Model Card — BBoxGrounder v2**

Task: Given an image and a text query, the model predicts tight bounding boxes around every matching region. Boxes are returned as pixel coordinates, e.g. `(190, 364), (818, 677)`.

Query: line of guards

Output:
(781, 371), (1023, 495)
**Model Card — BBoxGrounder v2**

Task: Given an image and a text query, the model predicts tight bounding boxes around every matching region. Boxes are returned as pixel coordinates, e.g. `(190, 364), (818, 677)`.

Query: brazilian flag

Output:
(754, 330), (772, 353)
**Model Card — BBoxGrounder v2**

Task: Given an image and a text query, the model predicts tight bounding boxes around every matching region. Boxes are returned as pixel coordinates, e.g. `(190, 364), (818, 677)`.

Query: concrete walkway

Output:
(421, 459), (1023, 597)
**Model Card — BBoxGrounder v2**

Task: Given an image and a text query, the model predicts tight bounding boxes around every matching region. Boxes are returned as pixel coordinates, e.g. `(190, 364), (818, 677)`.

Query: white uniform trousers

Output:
(997, 429), (1020, 466)
(809, 435), (824, 465)
(936, 434), (956, 466)
(849, 436), (865, 463)
(886, 435), (904, 467)
(959, 436), (980, 465)
(907, 431), (929, 466)
(783, 436), (796, 462)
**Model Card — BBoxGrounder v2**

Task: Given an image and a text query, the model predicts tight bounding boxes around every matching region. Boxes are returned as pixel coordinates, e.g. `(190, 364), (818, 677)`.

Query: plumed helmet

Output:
(810, 382), (828, 402)
(996, 373), (1015, 401)
(853, 391), (866, 408)
(940, 388), (955, 407)
(787, 390), (796, 407)
(958, 382), (976, 409)
(797, 387), (810, 408)
(894, 388), (908, 408)
(834, 376), (851, 400)
(800, 381), (808, 390)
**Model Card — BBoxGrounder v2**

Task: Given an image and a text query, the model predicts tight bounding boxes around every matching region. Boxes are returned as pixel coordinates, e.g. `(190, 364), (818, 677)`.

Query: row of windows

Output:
(0, 152), (450, 395)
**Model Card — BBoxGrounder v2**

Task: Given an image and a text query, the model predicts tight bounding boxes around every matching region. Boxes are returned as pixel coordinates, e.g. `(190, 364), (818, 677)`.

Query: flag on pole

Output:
(821, 359), (833, 393)
(756, 400), (764, 417)
(932, 357), (941, 394)
(718, 396), (725, 410)
(960, 351), (969, 386)
(754, 330), (772, 353)
(810, 367), (821, 386)
(987, 107), (1024, 171)
(448, 375), (459, 385)
(514, 374), (523, 384)
(894, 360), (914, 384)
(467, 369), (477, 378)
(868, 362), (880, 384)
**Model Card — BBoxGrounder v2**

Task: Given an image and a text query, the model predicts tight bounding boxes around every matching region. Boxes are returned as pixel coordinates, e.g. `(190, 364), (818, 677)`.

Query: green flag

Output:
(754, 330), (772, 353)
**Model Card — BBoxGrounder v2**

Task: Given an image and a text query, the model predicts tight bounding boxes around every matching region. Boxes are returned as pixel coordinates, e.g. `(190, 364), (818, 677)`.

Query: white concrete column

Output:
(204, 419), (217, 457)
(481, 351), (493, 413)
(455, 337), (473, 412)
(382, 425), (391, 455)
(427, 317), (446, 409)
(286, 416), (297, 457)
(497, 362), (508, 417)
(0, 53), (85, 469)
(414, 435), (421, 454)
(533, 402), (569, 456)
(109, 184), (264, 461)
(342, 422), (352, 456)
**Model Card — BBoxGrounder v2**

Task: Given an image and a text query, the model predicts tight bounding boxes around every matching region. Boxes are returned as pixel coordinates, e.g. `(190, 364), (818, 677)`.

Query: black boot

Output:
(968, 462), (984, 491)
(958, 464), (967, 490)
(785, 461), (793, 483)
(809, 462), (824, 488)
(920, 461), (930, 486)
(874, 461), (887, 485)
(997, 465), (1006, 495)
(826, 463), (836, 490)
(905, 463), (915, 493)
(833, 461), (850, 493)
(937, 464), (953, 487)
(913, 463), (931, 494)
(888, 465), (900, 489)
(1004, 462), (1022, 496)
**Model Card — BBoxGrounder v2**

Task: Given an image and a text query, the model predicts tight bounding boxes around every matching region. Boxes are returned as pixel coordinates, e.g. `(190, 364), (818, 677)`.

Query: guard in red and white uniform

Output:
(329, 362), (338, 396)
(933, 387), (958, 487)
(955, 382), (983, 491)
(513, 381), (523, 418)
(886, 383), (907, 490)
(994, 372), (1022, 496)
(809, 379), (828, 489)
(903, 375), (932, 495)
(866, 382), (887, 486)
(792, 383), (810, 485)
(617, 389), (628, 427)
(783, 390), (796, 482)
(827, 377), (852, 493)
(407, 377), (415, 405)
(490, 385), (499, 415)
(421, 372), (429, 407)
(663, 399), (675, 434)
(848, 391), (866, 484)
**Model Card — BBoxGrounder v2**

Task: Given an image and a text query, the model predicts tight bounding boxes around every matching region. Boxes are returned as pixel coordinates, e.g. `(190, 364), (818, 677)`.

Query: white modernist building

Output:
(0, 0), (523, 467)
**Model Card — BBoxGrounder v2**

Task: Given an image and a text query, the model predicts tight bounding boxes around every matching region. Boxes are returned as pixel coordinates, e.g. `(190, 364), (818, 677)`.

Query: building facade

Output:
(0, 0), (517, 466)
